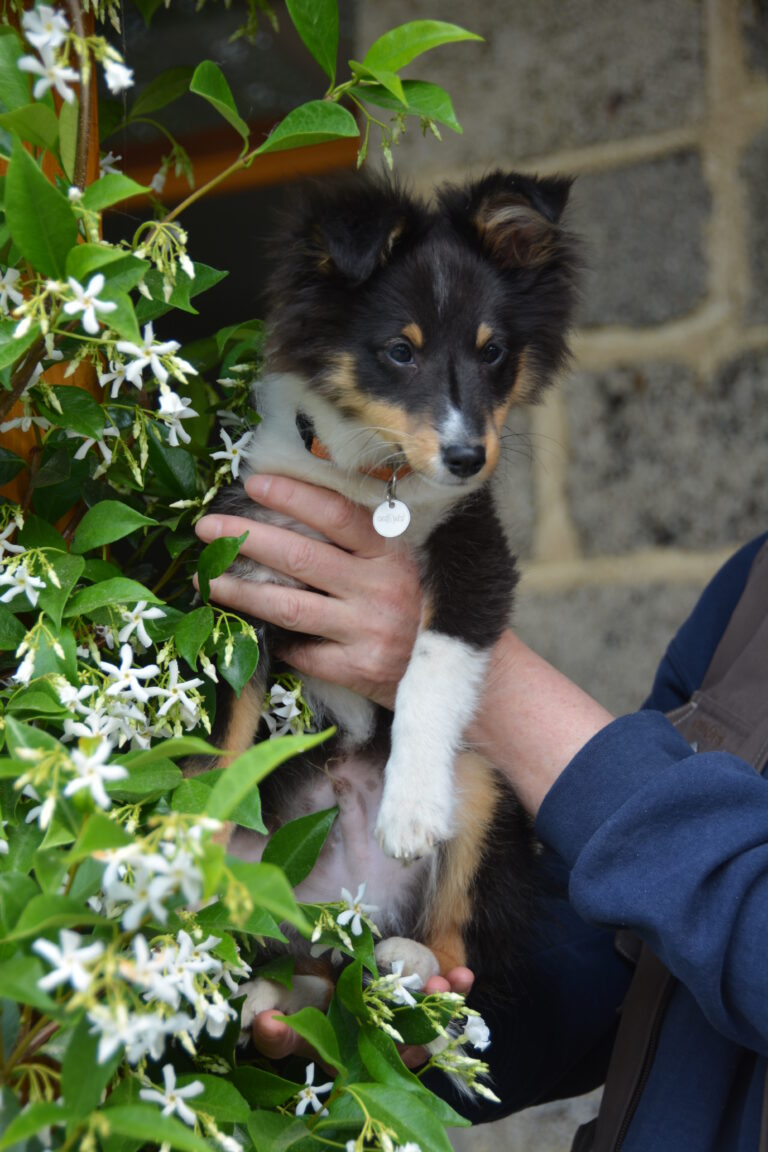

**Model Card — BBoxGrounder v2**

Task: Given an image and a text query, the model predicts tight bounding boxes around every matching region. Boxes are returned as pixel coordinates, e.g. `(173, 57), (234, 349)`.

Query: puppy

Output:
(211, 170), (578, 1014)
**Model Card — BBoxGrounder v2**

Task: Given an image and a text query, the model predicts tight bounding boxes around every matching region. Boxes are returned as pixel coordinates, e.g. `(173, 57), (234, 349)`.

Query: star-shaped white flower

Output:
(117, 600), (166, 649)
(152, 660), (203, 727)
(116, 322), (180, 387)
(0, 520), (25, 561)
(33, 928), (104, 993)
(295, 1062), (334, 1117)
(18, 45), (78, 104)
(139, 1063), (204, 1127)
(99, 643), (160, 704)
(97, 359), (129, 399)
(62, 274), (117, 335)
(103, 58), (134, 95)
(99, 151), (122, 177)
(0, 268), (23, 315)
(63, 739), (128, 810)
(158, 390), (198, 447)
(0, 563), (46, 607)
(381, 959), (423, 1008)
(461, 1014), (491, 1051)
(210, 427), (251, 479)
(337, 881), (378, 937)
(21, 5), (69, 51)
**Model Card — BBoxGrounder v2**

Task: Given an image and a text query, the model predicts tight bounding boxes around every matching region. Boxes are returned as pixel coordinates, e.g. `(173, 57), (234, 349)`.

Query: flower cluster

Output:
(18, 5), (133, 111)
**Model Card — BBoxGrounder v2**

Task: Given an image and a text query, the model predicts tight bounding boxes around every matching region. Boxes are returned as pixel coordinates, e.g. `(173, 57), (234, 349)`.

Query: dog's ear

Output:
(439, 170), (574, 269)
(289, 174), (428, 286)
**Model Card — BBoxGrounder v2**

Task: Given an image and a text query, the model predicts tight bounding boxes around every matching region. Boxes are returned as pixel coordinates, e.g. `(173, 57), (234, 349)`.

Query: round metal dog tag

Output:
(373, 498), (411, 538)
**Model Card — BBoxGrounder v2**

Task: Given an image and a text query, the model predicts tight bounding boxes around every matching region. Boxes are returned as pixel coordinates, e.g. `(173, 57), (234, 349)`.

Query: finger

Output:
(251, 1011), (312, 1060)
(445, 966), (475, 996)
(424, 975), (451, 995)
(400, 1044), (429, 1070)
(196, 514), (372, 598)
(244, 474), (387, 558)
(200, 572), (351, 640)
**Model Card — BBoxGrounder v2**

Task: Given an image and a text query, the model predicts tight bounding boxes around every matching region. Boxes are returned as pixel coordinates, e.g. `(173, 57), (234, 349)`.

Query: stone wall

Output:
(356, 1), (768, 1147)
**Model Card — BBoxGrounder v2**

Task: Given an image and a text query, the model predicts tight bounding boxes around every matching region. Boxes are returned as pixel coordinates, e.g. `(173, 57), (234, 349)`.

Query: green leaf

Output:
(0, 602), (25, 651)
(0, 445), (25, 486)
(102, 1105), (212, 1152)
(36, 384), (106, 439)
(0, 315), (39, 371)
(100, 288), (141, 343)
(5, 686), (70, 719)
(80, 173), (150, 212)
(36, 550), (85, 630)
(345, 1082), (455, 1151)
(226, 858), (310, 933)
(0, 1101), (74, 1151)
(285, 0), (339, 82)
(4, 894), (104, 942)
(61, 1013), (121, 1116)
(0, 874), (40, 944)
(129, 66), (194, 117)
(255, 100), (359, 155)
(64, 578), (162, 617)
(173, 773), (266, 833)
(0, 103), (58, 150)
(359, 79), (462, 132)
(217, 630), (259, 697)
(0, 28), (31, 112)
(280, 1006), (345, 1071)
(5, 135), (78, 278)
(4, 716), (60, 755)
(362, 20), (483, 73)
(351, 61), (406, 105)
(177, 1075), (250, 1123)
(206, 729), (331, 820)
(262, 806), (337, 886)
(136, 261), (227, 323)
(232, 1066), (300, 1109)
(174, 605), (214, 666)
(18, 515), (65, 550)
(71, 500), (158, 553)
(65, 241), (135, 281)
(115, 736), (219, 769)
(246, 1111), (310, 1152)
(197, 531), (248, 603)
(0, 956), (62, 1016)
(335, 958), (367, 1018)
(358, 1026), (469, 1126)
(190, 60), (249, 143)
(147, 425), (198, 498)
(66, 811), (132, 862)
(107, 759), (183, 800)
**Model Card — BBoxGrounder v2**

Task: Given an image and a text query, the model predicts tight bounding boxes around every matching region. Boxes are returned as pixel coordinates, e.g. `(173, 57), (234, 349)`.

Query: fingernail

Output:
(246, 474), (272, 500)
(195, 515), (222, 539)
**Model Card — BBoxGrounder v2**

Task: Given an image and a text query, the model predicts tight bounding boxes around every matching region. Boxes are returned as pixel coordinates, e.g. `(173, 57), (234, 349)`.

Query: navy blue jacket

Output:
(444, 532), (768, 1151)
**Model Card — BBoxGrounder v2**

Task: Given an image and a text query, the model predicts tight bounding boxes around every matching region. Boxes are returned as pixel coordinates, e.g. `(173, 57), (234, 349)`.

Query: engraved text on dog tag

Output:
(373, 498), (411, 537)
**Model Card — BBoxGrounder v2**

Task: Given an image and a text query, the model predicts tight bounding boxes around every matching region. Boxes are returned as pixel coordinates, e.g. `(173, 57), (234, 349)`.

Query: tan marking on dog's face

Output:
(325, 353), (443, 475)
(476, 322), (493, 350)
(426, 751), (500, 969)
(402, 322), (424, 349)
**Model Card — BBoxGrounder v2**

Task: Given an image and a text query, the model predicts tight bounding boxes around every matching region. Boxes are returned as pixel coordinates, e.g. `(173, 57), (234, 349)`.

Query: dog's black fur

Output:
(212, 169), (579, 997)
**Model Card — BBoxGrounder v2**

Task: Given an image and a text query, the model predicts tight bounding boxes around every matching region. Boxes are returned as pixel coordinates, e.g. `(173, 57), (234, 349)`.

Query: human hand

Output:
(250, 967), (475, 1069)
(194, 474), (423, 709)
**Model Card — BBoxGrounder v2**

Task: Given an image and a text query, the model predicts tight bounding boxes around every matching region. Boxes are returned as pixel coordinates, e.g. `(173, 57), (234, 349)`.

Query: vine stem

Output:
(65, 0), (92, 191)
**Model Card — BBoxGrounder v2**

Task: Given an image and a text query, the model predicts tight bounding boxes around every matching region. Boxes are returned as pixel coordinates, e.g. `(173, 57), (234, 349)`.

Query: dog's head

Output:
(267, 169), (579, 487)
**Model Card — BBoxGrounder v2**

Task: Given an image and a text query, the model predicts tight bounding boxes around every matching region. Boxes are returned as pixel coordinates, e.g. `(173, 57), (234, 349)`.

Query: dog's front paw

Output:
(375, 762), (454, 860)
(374, 937), (441, 984)
(239, 974), (333, 1033)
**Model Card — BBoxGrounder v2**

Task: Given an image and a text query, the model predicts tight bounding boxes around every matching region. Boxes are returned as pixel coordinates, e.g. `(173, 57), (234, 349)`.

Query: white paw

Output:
(239, 974), (333, 1032)
(374, 937), (440, 985)
(375, 761), (454, 860)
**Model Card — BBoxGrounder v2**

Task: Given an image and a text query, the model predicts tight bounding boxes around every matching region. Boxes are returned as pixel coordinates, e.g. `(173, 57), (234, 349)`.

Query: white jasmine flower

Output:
(99, 644), (160, 704)
(140, 1064), (203, 1126)
(0, 563), (46, 607)
(0, 410), (51, 434)
(62, 274), (117, 335)
(117, 600), (166, 649)
(99, 151), (122, 177)
(0, 268), (23, 315)
(116, 322), (180, 387)
(179, 252), (195, 279)
(210, 427), (251, 480)
(22, 785), (56, 830)
(158, 390), (198, 447)
(67, 186), (83, 203)
(21, 5), (69, 51)
(261, 683), (301, 738)
(295, 1062), (334, 1117)
(150, 167), (167, 196)
(195, 990), (235, 1038)
(18, 44), (78, 104)
(63, 739), (128, 810)
(97, 359), (129, 399)
(13, 650), (37, 684)
(109, 862), (175, 932)
(87, 1003), (140, 1064)
(13, 314), (33, 339)
(33, 928), (104, 993)
(103, 58), (134, 94)
(337, 882), (378, 937)
(59, 681), (98, 711)
(67, 424), (119, 466)
(381, 960), (423, 1008)
(0, 521), (25, 561)
(461, 1014), (491, 1051)
(153, 660), (203, 723)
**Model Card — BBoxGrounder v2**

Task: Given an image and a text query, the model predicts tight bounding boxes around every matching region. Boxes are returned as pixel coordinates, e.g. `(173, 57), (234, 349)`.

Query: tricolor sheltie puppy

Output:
(211, 169), (578, 1019)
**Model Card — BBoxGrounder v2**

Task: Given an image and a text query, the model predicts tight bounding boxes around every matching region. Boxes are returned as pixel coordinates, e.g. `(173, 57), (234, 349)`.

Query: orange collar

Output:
(297, 412), (412, 483)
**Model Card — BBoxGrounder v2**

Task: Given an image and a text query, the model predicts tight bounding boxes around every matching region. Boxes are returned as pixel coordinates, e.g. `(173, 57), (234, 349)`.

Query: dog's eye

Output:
(481, 342), (505, 366)
(388, 342), (414, 365)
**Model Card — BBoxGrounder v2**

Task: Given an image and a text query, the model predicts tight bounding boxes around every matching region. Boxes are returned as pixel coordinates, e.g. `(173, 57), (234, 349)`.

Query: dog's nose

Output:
(441, 442), (486, 478)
